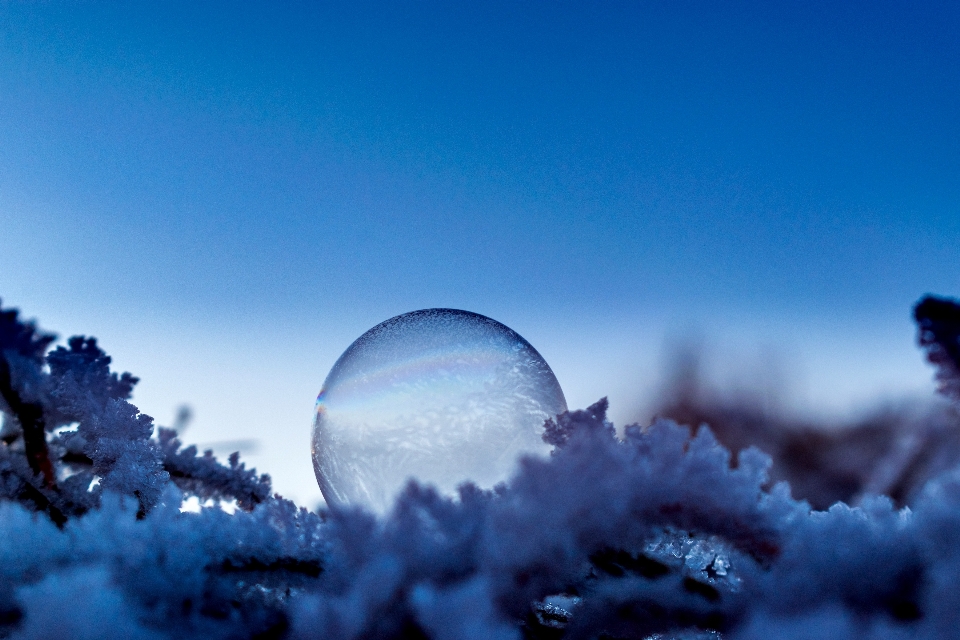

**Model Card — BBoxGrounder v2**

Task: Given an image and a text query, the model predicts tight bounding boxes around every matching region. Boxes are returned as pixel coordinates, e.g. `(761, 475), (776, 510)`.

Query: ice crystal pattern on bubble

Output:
(311, 308), (567, 513)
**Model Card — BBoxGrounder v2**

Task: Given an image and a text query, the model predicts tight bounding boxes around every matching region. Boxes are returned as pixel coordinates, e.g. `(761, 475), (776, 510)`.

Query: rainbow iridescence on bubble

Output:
(312, 309), (567, 513)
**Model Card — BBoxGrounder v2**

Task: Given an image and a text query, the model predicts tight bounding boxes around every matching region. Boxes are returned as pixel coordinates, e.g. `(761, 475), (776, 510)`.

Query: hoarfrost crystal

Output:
(312, 309), (567, 513)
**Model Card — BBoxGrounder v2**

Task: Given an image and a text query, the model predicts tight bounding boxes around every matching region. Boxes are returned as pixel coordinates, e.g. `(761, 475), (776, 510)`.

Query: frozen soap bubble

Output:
(312, 308), (567, 514)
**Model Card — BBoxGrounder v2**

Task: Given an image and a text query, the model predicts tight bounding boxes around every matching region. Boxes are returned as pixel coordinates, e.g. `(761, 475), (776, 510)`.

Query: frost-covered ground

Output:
(0, 296), (958, 639)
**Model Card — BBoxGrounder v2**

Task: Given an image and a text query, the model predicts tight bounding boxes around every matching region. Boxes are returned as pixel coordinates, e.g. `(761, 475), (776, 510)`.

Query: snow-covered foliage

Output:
(1, 296), (960, 639)
(916, 295), (960, 402)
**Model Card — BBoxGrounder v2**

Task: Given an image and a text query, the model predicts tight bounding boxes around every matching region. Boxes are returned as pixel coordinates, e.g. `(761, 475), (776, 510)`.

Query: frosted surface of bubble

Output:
(312, 308), (567, 513)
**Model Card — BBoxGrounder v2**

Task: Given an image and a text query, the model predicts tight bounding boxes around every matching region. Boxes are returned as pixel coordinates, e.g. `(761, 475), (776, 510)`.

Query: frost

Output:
(1, 296), (960, 638)
(915, 295), (960, 402)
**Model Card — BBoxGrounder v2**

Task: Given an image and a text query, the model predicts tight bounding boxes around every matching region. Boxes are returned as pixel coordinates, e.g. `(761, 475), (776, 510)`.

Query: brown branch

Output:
(0, 355), (55, 488)
(8, 473), (67, 527)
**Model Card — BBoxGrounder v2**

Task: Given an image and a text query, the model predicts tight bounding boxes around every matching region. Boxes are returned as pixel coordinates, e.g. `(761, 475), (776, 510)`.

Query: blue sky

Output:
(1, 2), (958, 504)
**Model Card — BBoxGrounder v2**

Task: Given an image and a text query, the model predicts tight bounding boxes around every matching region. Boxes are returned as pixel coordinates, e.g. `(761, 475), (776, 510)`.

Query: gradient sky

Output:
(1, 2), (958, 505)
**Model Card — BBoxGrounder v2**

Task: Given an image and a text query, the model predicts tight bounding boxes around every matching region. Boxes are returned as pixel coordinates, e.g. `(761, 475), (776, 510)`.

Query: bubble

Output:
(312, 308), (567, 513)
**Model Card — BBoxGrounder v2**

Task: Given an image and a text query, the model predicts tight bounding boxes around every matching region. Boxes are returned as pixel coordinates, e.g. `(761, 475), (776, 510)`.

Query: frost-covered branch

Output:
(0, 301), (271, 523)
(2, 296), (960, 638)
(916, 295), (960, 402)
(156, 427), (271, 510)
